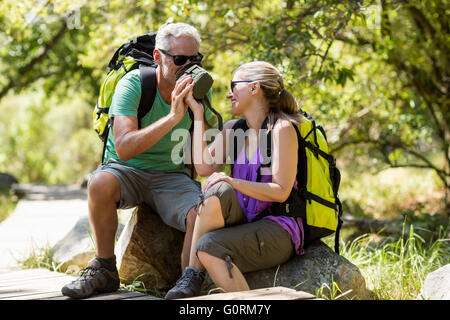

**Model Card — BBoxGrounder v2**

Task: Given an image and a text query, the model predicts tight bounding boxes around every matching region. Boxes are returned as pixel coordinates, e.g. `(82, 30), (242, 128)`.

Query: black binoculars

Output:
(175, 63), (223, 131)
(175, 63), (214, 100)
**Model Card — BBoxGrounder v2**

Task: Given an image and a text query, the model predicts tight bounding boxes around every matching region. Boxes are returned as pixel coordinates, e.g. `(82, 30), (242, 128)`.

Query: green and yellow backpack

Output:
(93, 33), (159, 164)
(231, 111), (343, 253)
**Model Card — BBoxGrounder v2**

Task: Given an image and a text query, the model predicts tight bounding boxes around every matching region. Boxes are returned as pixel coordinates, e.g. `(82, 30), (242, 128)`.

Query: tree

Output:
(330, 0), (449, 211)
(0, 0), (362, 183)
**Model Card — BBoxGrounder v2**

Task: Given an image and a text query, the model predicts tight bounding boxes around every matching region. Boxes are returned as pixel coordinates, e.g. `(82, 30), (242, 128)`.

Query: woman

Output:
(165, 61), (304, 299)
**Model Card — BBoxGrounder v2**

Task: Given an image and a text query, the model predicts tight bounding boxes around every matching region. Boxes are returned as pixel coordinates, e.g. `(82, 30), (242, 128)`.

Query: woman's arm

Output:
(185, 91), (237, 177)
(203, 119), (298, 203)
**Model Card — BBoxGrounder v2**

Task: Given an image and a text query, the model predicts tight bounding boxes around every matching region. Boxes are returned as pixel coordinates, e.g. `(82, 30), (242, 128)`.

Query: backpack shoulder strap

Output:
(137, 64), (157, 129)
(229, 119), (248, 175)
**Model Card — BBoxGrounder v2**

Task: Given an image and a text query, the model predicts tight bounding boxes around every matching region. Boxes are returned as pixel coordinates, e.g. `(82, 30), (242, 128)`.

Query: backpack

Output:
(93, 33), (159, 164)
(230, 111), (343, 254)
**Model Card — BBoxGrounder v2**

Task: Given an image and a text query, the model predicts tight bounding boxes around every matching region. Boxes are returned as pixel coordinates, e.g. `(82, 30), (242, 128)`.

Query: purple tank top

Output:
(231, 146), (305, 255)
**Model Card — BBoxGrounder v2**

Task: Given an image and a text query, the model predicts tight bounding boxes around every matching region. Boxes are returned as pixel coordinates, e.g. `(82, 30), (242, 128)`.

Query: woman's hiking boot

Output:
(164, 266), (205, 299)
(61, 256), (120, 299)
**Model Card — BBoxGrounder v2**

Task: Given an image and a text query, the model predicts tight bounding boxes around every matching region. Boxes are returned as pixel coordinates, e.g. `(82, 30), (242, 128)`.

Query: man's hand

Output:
(170, 75), (194, 123)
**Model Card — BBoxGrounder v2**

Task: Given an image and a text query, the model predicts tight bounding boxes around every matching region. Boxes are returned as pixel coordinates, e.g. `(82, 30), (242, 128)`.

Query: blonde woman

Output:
(165, 61), (305, 299)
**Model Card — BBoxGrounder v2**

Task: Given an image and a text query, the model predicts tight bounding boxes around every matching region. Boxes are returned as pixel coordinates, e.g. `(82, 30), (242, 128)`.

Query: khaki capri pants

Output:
(195, 181), (294, 277)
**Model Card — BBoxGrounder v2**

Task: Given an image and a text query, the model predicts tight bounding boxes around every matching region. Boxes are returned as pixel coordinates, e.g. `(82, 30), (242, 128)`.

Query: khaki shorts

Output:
(195, 181), (294, 275)
(88, 160), (201, 232)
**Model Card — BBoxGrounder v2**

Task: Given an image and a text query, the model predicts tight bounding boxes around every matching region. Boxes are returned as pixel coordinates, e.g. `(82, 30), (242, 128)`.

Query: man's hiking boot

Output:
(164, 266), (205, 299)
(61, 256), (120, 299)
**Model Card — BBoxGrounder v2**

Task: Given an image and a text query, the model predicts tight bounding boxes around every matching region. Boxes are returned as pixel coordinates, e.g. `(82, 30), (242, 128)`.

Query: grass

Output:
(0, 188), (18, 223)
(18, 244), (64, 273)
(335, 224), (449, 300)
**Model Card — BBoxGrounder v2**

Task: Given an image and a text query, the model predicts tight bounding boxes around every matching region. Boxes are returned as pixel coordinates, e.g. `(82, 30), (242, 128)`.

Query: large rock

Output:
(418, 264), (450, 300)
(116, 205), (370, 299)
(201, 241), (372, 300)
(52, 213), (128, 274)
(52, 214), (96, 273)
(0, 172), (18, 189)
(116, 205), (185, 293)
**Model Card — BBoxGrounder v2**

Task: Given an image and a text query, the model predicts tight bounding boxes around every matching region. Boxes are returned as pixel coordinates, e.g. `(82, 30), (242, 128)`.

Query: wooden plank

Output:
(44, 290), (151, 300)
(0, 273), (75, 289)
(82, 290), (149, 300)
(0, 269), (318, 301)
(122, 295), (164, 300)
(2, 290), (65, 300)
(180, 287), (317, 300)
(0, 268), (161, 300)
(0, 268), (74, 284)
(0, 269), (56, 281)
(0, 272), (71, 286)
(0, 271), (76, 299)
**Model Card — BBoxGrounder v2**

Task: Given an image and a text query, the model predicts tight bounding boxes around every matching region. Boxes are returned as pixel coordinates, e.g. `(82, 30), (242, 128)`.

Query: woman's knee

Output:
(204, 181), (234, 201)
(200, 181), (234, 217)
(196, 250), (212, 265)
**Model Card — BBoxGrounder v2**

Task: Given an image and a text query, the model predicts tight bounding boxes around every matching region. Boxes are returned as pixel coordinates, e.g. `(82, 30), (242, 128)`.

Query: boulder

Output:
(0, 172), (18, 190)
(115, 205), (370, 299)
(116, 205), (185, 293)
(52, 213), (127, 274)
(200, 240), (372, 300)
(0, 172), (24, 199)
(418, 264), (450, 300)
(52, 215), (96, 273)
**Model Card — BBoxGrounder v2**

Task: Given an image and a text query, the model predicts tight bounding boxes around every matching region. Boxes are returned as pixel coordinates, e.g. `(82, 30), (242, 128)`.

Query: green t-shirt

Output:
(104, 69), (216, 171)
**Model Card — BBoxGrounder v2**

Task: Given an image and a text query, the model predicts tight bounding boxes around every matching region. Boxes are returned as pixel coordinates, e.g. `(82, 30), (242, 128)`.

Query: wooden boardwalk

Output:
(0, 268), (317, 300)
(0, 268), (160, 300)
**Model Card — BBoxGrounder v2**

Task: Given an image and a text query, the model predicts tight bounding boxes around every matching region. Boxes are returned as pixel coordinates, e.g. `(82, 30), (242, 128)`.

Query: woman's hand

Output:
(184, 88), (204, 119)
(202, 172), (234, 193)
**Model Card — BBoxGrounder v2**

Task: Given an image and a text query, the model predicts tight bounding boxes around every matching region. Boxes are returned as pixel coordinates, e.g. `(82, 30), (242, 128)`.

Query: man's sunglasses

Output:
(158, 48), (203, 66)
(230, 80), (255, 92)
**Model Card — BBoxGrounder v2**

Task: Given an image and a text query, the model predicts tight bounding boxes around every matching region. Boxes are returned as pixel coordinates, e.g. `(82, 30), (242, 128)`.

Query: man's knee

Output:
(88, 172), (120, 204)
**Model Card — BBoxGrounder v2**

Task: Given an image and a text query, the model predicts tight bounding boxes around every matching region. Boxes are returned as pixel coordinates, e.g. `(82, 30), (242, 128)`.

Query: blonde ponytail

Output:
(236, 61), (301, 129)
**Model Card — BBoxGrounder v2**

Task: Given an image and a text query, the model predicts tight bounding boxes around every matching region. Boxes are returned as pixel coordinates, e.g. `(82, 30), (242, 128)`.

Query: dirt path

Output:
(0, 184), (88, 272)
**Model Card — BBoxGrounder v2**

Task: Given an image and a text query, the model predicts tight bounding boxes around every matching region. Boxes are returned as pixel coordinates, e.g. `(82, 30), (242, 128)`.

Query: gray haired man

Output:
(61, 22), (214, 299)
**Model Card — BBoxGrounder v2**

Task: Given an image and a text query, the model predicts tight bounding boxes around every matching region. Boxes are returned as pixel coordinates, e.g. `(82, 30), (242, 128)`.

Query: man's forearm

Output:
(115, 114), (178, 161)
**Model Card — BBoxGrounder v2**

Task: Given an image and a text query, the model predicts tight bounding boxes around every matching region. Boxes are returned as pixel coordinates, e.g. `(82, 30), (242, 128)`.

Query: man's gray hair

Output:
(155, 23), (201, 51)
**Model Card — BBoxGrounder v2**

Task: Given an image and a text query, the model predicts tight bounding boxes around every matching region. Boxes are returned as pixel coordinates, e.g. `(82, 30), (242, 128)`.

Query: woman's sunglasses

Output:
(158, 48), (203, 66)
(230, 80), (255, 92)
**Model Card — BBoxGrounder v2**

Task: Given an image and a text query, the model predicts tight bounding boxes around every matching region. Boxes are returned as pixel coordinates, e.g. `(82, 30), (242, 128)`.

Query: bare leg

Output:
(188, 196), (225, 271)
(181, 207), (197, 271)
(87, 172), (121, 259)
(197, 251), (250, 292)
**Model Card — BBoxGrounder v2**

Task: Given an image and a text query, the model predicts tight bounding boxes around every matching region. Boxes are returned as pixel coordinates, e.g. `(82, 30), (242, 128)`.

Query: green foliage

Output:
(19, 244), (64, 272)
(315, 279), (354, 300)
(0, 91), (100, 183)
(340, 225), (450, 300)
(0, 189), (18, 223)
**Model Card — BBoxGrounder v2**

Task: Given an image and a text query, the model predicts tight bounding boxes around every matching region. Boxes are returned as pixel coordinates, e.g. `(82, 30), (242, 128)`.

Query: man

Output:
(61, 22), (214, 299)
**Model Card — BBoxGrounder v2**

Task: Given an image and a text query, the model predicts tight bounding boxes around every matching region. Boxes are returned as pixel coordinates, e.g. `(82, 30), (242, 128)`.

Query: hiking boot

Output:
(164, 266), (205, 299)
(61, 257), (120, 299)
